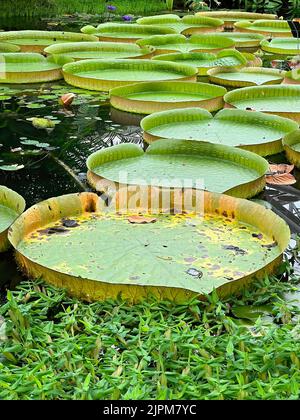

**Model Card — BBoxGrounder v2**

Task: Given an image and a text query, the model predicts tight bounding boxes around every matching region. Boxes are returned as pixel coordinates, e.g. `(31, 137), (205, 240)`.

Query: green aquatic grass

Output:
(0, 255), (300, 400)
(0, 0), (166, 18)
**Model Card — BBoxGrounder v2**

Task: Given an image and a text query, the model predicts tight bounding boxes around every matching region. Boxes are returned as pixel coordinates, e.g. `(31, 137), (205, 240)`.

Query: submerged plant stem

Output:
(50, 154), (88, 192)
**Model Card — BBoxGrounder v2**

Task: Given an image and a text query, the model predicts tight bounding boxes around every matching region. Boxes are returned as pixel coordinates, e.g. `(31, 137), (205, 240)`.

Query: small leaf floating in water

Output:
(186, 268), (203, 278)
(28, 117), (56, 132)
(127, 215), (157, 224)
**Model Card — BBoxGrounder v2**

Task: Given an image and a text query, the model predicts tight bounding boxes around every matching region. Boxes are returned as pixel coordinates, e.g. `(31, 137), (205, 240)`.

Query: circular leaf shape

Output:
(86, 140), (268, 199)
(224, 85), (300, 123)
(141, 107), (298, 156)
(234, 20), (292, 37)
(0, 30), (98, 53)
(109, 81), (226, 114)
(207, 67), (285, 88)
(136, 14), (224, 35)
(81, 23), (177, 43)
(152, 49), (248, 76)
(0, 53), (72, 83)
(44, 41), (155, 60)
(9, 191), (290, 302)
(137, 34), (235, 55)
(62, 59), (198, 91)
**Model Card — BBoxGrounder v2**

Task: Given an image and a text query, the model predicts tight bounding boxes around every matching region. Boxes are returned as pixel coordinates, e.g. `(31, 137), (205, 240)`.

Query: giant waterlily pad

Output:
(207, 67), (285, 88)
(62, 59), (198, 92)
(0, 42), (20, 53)
(196, 11), (277, 25)
(153, 49), (248, 76)
(136, 14), (223, 35)
(224, 85), (300, 123)
(260, 37), (300, 56)
(86, 140), (268, 199)
(81, 23), (176, 43)
(213, 32), (264, 52)
(235, 20), (292, 37)
(44, 41), (154, 60)
(9, 191), (290, 302)
(141, 108), (298, 156)
(0, 186), (25, 253)
(0, 30), (98, 53)
(136, 34), (235, 54)
(283, 129), (300, 168)
(109, 81), (226, 114)
(0, 53), (72, 83)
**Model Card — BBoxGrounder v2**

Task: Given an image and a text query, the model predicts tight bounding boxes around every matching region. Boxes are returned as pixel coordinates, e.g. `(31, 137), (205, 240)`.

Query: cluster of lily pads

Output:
(1, 10), (300, 303)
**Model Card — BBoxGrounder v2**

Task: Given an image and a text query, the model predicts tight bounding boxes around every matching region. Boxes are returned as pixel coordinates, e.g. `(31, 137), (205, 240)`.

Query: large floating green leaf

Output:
(0, 30), (98, 52)
(62, 59), (198, 91)
(9, 191), (290, 302)
(283, 129), (300, 168)
(196, 11), (277, 23)
(260, 37), (300, 55)
(153, 49), (248, 75)
(141, 107), (298, 156)
(137, 34), (235, 54)
(0, 42), (20, 53)
(81, 23), (177, 42)
(0, 53), (72, 83)
(235, 20), (292, 36)
(136, 14), (223, 34)
(213, 32), (264, 50)
(44, 41), (154, 60)
(109, 81), (226, 114)
(0, 185), (25, 253)
(207, 67), (285, 87)
(224, 85), (300, 123)
(86, 140), (268, 198)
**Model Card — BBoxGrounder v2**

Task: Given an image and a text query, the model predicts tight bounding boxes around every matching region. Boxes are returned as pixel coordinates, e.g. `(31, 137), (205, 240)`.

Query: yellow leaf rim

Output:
(196, 11), (277, 22)
(63, 59), (198, 92)
(224, 85), (300, 123)
(9, 190), (290, 302)
(86, 140), (269, 199)
(136, 34), (235, 55)
(260, 38), (300, 55)
(0, 42), (20, 53)
(44, 41), (155, 60)
(152, 49), (248, 76)
(283, 129), (300, 168)
(234, 20), (292, 37)
(109, 81), (226, 114)
(207, 66), (285, 88)
(213, 32), (264, 51)
(0, 53), (73, 83)
(136, 14), (224, 35)
(0, 186), (26, 253)
(0, 30), (98, 53)
(141, 107), (298, 156)
(81, 23), (177, 43)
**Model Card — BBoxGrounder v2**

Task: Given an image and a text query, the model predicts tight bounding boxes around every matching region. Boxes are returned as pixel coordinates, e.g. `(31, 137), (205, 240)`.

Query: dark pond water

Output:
(0, 16), (300, 294)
